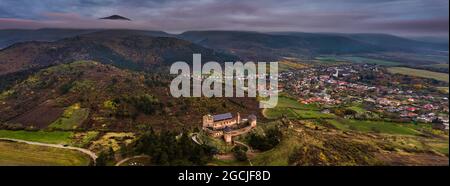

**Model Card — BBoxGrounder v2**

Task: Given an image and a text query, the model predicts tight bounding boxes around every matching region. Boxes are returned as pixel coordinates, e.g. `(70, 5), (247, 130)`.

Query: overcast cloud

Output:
(0, 0), (448, 37)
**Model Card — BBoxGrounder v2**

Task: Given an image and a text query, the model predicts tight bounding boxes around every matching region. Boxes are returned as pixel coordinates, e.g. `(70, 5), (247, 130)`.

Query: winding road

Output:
(115, 155), (150, 166)
(191, 133), (203, 145)
(0, 138), (97, 165)
(234, 140), (254, 166)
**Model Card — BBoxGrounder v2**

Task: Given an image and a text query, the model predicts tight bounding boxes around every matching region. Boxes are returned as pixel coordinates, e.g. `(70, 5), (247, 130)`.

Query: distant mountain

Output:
(179, 31), (385, 60)
(0, 29), (447, 66)
(0, 30), (236, 75)
(408, 36), (449, 45)
(342, 33), (448, 52)
(99, 15), (131, 21)
(0, 28), (98, 49)
(0, 28), (173, 49)
(278, 32), (448, 52)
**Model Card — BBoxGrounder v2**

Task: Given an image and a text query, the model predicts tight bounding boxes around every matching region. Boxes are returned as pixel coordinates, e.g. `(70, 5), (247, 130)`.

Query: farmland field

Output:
(49, 103), (90, 130)
(0, 130), (73, 144)
(315, 56), (349, 65)
(316, 56), (401, 66)
(387, 67), (449, 83)
(326, 119), (426, 136)
(275, 96), (320, 110)
(340, 56), (402, 66)
(263, 98), (333, 120)
(279, 59), (309, 71)
(262, 96), (333, 119)
(0, 140), (91, 166)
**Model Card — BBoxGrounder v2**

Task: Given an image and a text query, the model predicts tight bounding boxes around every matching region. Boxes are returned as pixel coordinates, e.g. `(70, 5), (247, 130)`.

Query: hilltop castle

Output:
(202, 112), (256, 143)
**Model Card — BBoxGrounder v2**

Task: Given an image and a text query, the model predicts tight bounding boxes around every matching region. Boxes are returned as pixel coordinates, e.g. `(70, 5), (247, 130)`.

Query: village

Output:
(279, 63), (449, 130)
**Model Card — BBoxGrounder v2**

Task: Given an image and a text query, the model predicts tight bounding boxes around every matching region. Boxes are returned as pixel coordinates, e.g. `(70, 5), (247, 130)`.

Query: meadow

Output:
(49, 103), (90, 130)
(315, 56), (401, 66)
(0, 130), (73, 144)
(262, 96), (334, 120)
(0, 140), (91, 166)
(326, 119), (426, 136)
(387, 67), (449, 83)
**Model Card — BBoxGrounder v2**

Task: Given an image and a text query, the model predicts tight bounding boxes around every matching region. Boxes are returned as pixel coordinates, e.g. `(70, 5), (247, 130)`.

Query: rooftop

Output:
(213, 113), (233, 122)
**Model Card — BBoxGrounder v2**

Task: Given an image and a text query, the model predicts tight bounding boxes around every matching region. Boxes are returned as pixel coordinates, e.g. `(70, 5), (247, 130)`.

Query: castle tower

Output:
(203, 114), (214, 128)
(237, 112), (241, 124)
(224, 133), (232, 143)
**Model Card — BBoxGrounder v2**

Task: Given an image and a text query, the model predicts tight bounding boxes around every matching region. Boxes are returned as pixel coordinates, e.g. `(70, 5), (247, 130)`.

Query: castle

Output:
(202, 112), (257, 143)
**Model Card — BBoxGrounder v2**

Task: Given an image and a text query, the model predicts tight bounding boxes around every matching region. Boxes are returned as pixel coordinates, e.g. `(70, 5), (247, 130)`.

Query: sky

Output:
(0, 0), (448, 37)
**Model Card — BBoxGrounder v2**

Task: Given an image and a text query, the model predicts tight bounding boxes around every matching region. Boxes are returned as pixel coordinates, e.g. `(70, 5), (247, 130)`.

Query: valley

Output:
(0, 29), (448, 166)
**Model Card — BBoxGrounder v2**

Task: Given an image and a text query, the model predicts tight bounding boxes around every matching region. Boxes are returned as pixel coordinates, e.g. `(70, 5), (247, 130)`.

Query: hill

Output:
(0, 61), (260, 131)
(0, 30), (236, 75)
(179, 31), (383, 60)
(180, 31), (448, 61)
(276, 32), (448, 53)
(99, 15), (131, 21)
(0, 28), (173, 49)
(1, 29), (446, 66)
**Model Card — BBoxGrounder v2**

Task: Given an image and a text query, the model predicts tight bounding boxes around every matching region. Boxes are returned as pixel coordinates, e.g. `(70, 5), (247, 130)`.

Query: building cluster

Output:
(280, 63), (449, 130)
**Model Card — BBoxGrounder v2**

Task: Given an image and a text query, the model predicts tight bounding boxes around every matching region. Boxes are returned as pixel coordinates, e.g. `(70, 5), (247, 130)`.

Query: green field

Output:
(264, 107), (334, 120)
(292, 109), (335, 119)
(263, 96), (333, 119)
(275, 96), (320, 110)
(0, 130), (73, 144)
(346, 105), (366, 114)
(326, 119), (425, 136)
(315, 56), (349, 65)
(387, 67), (449, 83)
(316, 56), (401, 66)
(49, 103), (90, 130)
(341, 57), (402, 66)
(0, 141), (91, 166)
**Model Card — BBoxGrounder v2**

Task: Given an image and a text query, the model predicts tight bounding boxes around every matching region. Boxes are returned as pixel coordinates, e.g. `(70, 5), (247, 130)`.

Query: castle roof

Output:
(213, 113), (233, 122)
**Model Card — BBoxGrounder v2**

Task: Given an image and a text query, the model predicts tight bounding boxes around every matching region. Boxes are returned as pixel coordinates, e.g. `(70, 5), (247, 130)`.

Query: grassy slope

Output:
(263, 96), (333, 119)
(0, 141), (91, 166)
(0, 130), (73, 144)
(251, 131), (300, 166)
(49, 103), (90, 130)
(326, 119), (424, 136)
(387, 67), (449, 83)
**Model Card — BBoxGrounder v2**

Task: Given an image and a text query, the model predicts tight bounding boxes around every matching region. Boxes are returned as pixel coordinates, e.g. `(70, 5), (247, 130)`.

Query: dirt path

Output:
(115, 155), (150, 166)
(233, 140), (254, 166)
(191, 133), (203, 145)
(0, 138), (97, 165)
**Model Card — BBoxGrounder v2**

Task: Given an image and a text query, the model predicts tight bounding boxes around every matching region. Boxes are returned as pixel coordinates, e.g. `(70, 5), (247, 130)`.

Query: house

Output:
(423, 104), (435, 110)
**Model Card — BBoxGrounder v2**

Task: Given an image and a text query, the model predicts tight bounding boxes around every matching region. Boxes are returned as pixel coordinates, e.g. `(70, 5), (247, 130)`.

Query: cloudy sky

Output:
(0, 0), (448, 37)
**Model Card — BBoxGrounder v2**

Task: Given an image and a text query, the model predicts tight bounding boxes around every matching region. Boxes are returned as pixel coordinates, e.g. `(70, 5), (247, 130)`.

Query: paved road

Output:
(115, 155), (150, 166)
(0, 138), (97, 165)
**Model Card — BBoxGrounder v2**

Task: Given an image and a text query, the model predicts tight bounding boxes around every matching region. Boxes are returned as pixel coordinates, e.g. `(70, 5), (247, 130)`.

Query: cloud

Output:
(0, 0), (448, 36)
